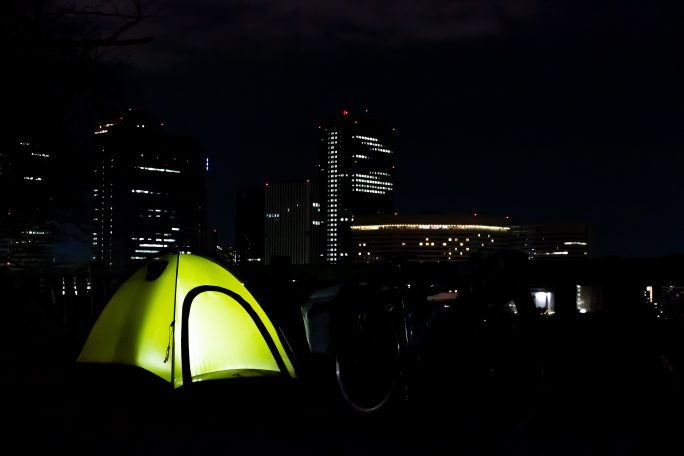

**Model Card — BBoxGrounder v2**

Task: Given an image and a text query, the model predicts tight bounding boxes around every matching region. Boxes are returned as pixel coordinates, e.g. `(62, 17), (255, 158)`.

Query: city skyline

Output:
(111, 0), (682, 259)
(4, 1), (683, 262)
(0, 101), (667, 267)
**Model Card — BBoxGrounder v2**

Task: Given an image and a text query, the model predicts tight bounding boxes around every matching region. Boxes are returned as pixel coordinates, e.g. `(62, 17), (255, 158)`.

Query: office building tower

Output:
(264, 180), (320, 265)
(93, 111), (207, 267)
(319, 110), (395, 264)
(235, 186), (265, 264)
(0, 137), (54, 269)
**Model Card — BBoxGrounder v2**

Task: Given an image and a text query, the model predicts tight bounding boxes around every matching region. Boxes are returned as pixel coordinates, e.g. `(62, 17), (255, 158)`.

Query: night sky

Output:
(106, 0), (683, 258)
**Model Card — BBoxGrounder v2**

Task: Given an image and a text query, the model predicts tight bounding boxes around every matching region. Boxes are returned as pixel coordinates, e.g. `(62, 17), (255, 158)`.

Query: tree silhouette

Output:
(2, 1), (156, 267)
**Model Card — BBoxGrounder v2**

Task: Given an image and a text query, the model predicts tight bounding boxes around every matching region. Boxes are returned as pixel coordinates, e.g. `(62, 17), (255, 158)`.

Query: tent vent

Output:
(146, 260), (169, 281)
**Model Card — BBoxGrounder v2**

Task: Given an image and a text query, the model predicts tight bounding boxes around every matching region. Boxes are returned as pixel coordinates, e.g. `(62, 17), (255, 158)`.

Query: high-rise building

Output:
(319, 110), (395, 264)
(0, 137), (55, 269)
(235, 186), (265, 264)
(93, 111), (207, 267)
(264, 180), (320, 265)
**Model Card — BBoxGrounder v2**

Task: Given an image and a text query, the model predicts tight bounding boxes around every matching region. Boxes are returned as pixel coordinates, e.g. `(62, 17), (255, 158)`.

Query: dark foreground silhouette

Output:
(3, 309), (684, 456)
(4, 253), (684, 454)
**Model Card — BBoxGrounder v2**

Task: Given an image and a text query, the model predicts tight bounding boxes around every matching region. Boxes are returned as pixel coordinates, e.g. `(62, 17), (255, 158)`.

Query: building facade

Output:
(264, 180), (320, 265)
(510, 224), (590, 260)
(351, 215), (592, 263)
(235, 186), (265, 264)
(0, 138), (55, 269)
(350, 214), (511, 263)
(319, 110), (395, 264)
(93, 111), (207, 267)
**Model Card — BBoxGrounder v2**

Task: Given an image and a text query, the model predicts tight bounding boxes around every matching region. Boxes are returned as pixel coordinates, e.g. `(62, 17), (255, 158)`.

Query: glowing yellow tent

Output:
(78, 253), (296, 387)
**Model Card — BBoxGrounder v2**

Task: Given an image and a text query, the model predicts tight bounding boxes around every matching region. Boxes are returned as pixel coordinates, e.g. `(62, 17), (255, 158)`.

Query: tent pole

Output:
(169, 253), (180, 411)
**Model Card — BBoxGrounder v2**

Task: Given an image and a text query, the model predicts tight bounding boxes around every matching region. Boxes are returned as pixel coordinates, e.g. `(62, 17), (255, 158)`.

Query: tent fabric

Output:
(78, 253), (296, 387)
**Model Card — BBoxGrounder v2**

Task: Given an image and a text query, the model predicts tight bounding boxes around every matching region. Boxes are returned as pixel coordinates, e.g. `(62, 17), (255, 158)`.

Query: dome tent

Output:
(78, 253), (296, 387)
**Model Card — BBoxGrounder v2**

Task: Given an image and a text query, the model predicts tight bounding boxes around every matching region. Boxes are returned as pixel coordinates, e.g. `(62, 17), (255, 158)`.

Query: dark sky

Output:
(108, 0), (683, 258)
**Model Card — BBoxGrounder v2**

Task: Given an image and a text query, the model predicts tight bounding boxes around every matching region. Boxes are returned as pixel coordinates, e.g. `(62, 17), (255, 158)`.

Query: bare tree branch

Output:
(62, 35), (153, 47)
(103, 0), (124, 20)
(40, 0), (155, 48)
(45, 11), (140, 19)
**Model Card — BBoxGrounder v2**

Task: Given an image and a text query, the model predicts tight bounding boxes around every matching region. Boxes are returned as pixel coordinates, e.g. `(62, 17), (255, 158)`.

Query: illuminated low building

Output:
(510, 224), (590, 260)
(350, 214), (511, 262)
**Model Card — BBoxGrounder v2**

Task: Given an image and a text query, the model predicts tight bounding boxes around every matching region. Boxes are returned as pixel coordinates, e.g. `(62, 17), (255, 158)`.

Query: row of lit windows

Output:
(353, 188), (387, 194)
(131, 189), (163, 195)
(355, 250), (468, 258)
(357, 144), (392, 153)
(351, 135), (380, 142)
(352, 186), (391, 192)
(355, 236), (496, 245)
(131, 237), (176, 242)
(326, 251), (349, 257)
(351, 224), (510, 232)
(352, 179), (392, 187)
(353, 173), (391, 180)
(352, 179), (393, 189)
(135, 166), (181, 174)
(532, 251), (575, 256)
